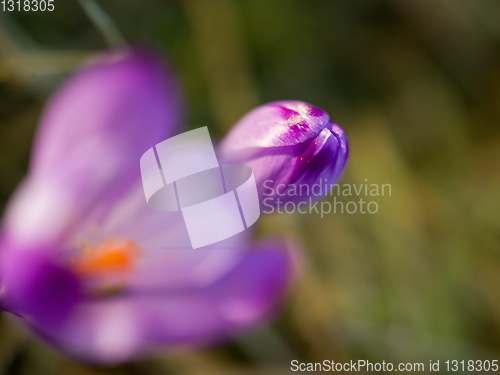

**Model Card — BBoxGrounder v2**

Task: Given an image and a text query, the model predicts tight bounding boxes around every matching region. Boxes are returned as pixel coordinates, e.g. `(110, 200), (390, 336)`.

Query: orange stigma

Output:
(72, 239), (141, 277)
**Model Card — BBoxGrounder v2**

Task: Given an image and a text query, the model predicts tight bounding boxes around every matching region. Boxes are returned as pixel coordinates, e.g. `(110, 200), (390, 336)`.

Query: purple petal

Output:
(218, 101), (349, 204)
(3, 47), (183, 247)
(64, 183), (251, 292)
(219, 101), (329, 152)
(141, 240), (293, 345)
(29, 241), (293, 365)
(0, 246), (82, 329)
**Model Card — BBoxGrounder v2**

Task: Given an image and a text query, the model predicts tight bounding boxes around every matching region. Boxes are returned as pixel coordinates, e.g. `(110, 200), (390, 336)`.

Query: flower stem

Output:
(77, 0), (125, 47)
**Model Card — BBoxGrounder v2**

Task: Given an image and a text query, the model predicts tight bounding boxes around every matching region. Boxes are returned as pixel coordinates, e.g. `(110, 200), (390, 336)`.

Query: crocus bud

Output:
(218, 101), (348, 206)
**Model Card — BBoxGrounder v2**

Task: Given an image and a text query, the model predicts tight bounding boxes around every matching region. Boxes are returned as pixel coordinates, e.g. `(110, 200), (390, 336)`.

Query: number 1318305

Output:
(2, 0), (55, 12)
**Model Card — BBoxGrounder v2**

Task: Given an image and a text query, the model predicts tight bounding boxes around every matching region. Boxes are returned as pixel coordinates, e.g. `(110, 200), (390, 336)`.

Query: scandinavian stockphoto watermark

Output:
(139, 127), (390, 249)
(262, 178), (392, 217)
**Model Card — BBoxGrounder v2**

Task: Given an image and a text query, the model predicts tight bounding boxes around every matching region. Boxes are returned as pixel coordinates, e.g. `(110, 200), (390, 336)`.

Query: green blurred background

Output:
(1, 0), (499, 374)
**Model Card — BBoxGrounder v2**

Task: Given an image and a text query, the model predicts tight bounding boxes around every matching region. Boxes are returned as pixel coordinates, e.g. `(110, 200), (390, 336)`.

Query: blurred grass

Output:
(0, 0), (499, 374)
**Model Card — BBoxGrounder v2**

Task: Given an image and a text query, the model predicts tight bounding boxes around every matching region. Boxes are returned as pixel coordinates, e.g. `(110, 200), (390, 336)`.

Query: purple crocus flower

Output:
(219, 101), (348, 205)
(0, 48), (293, 364)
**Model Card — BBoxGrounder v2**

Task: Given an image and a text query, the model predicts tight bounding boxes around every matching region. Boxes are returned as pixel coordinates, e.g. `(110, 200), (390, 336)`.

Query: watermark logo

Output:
(140, 127), (260, 249)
